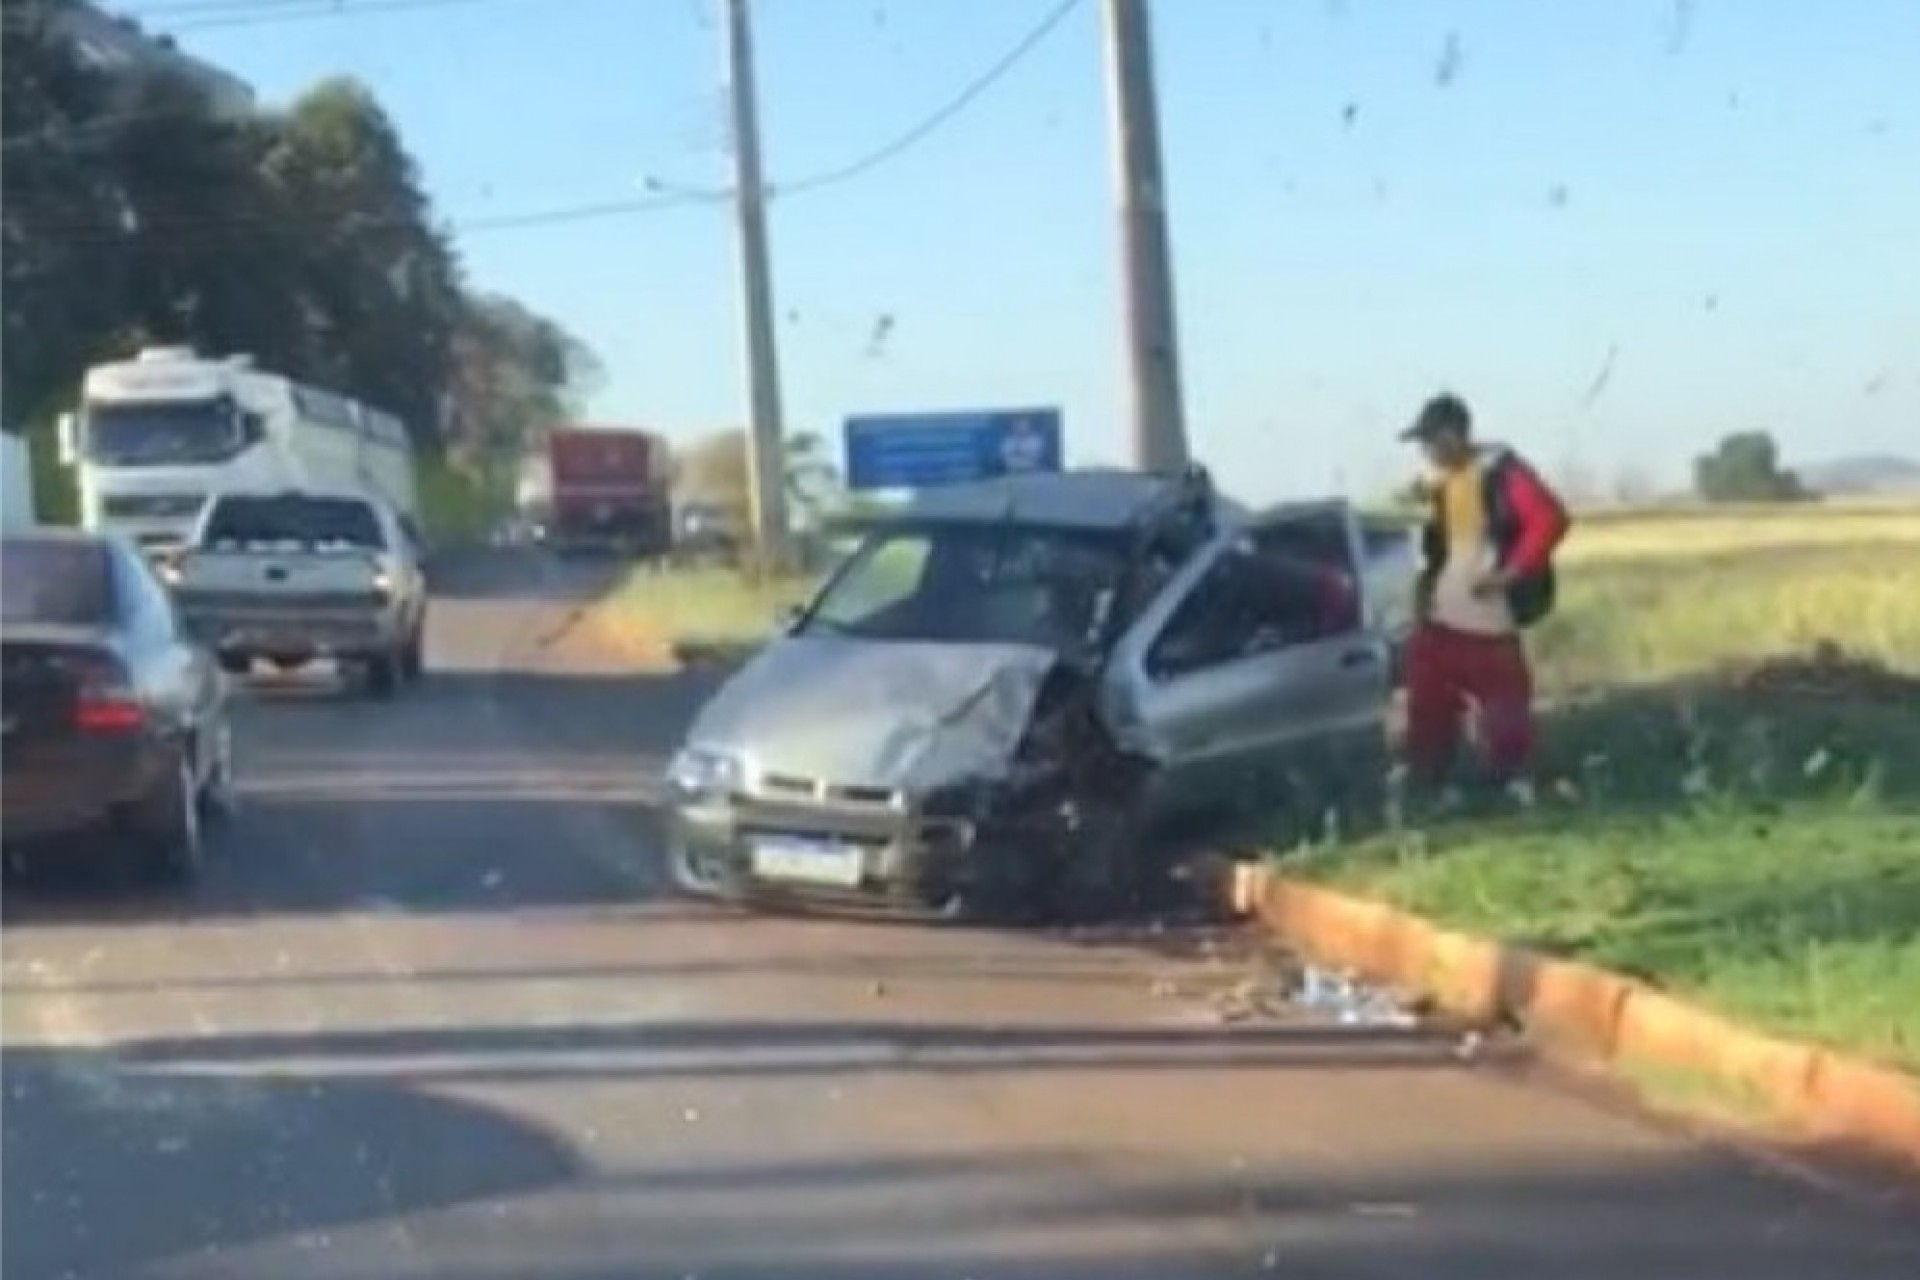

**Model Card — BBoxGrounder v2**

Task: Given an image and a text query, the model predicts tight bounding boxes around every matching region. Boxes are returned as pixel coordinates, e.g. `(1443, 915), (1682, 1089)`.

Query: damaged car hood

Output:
(686, 634), (1060, 793)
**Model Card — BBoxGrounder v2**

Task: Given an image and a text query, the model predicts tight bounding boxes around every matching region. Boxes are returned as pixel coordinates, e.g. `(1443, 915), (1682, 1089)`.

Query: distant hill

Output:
(1797, 454), (1920, 497)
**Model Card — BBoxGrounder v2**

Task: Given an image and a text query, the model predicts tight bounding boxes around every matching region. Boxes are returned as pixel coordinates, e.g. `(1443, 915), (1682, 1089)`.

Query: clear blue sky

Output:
(141, 0), (1917, 502)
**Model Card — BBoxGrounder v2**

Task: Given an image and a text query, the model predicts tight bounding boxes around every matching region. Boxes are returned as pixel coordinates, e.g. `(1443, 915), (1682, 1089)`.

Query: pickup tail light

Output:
(74, 658), (145, 734)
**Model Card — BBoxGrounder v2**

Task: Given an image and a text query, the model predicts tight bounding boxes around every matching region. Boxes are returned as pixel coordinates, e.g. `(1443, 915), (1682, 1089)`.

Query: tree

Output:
(674, 427), (845, 529)
(257, 79), (464, 447)
(446, 292), (599, 469)
(0, 6), (595, 513)
(1693, 431), (1811, 503)
(1, 0), (128, 425)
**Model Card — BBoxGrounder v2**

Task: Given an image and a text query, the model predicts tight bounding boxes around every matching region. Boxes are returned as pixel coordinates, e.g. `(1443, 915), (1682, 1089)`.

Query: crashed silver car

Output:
(665, 467), (1404, 922)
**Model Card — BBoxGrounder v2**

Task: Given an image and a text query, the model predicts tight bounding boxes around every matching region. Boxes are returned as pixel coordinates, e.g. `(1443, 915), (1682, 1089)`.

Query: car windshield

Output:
(85, 399), (244, 467)
(798, 522), (1129, 653)
(0, 540), (114, 626)
(202, 494), (384, 551)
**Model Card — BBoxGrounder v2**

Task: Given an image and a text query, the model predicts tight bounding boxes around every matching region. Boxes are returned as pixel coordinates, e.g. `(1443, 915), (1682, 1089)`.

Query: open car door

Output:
(1103, 499), (1394, 826)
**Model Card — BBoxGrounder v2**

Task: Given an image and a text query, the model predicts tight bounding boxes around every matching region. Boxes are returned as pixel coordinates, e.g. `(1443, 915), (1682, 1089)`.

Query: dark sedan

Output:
(2, 529), (233, 881)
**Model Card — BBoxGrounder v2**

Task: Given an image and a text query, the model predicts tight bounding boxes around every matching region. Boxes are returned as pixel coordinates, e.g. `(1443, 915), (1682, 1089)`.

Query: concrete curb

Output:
(1207, 858), (1920, 1168)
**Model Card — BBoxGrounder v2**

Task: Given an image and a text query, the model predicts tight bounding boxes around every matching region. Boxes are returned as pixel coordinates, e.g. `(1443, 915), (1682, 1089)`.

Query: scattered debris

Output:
(1293, 966), (1420, 1028)
(1434, 32), (1465, 88)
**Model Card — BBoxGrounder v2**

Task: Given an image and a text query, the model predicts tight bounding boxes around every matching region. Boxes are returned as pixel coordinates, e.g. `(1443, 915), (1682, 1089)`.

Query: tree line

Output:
(2, 0), (597, 519)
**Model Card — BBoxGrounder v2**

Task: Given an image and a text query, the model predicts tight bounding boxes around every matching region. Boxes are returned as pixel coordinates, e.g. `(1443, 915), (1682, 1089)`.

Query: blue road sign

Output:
(843, 408), (1064, 492)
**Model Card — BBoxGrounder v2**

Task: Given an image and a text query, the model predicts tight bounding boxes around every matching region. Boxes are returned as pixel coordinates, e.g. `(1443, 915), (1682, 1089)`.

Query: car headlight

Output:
(667, 746), (743, 799)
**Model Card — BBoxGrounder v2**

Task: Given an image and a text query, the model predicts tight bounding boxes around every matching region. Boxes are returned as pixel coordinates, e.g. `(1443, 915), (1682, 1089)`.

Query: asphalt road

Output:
(4, 549), (1917, 1280)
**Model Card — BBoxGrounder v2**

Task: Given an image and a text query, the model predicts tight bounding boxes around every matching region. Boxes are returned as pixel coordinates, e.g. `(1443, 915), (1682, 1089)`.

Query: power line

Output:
(123, 0), (372, 15)
(15, 0), (1086, 245)
(774, 0), (1085, 199)
(13, 190), (715, 252)
(141, 0), (526, 33)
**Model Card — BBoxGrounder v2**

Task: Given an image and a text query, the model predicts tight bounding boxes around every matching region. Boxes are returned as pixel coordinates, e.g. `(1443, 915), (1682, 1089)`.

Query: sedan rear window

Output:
(0, 540), (114, 626)
(202, 494), (384, 551)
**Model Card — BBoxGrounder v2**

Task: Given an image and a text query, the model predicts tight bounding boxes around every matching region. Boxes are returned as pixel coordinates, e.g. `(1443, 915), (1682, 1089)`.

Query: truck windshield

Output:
(799, 522), (1129, 654)
(84, 400), (244, 467)
(202, 495), (384, 552)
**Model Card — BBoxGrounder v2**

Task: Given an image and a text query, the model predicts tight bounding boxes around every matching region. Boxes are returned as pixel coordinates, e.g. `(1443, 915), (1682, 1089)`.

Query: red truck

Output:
(545, 426), (672, 557)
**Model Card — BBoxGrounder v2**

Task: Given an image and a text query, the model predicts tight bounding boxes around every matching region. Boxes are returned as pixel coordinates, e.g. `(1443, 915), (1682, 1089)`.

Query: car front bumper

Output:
(669, 787), (990, 912)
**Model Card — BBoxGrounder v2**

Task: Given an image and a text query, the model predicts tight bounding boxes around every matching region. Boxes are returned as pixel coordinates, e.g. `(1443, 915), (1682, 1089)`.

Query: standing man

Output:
(1400, 394), (1571, 809)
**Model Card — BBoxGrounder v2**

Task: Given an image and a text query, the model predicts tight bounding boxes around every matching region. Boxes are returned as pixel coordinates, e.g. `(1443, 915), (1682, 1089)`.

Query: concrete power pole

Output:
(1102, 0), (1189, 475)
(722, 0), (792, 570)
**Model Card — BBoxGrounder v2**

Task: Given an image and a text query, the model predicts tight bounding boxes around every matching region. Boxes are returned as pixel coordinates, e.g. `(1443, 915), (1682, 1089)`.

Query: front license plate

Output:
(750, 836), (864, 888)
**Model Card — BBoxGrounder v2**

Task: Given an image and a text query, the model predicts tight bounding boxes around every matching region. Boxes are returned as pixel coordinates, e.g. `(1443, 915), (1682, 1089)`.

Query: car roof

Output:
(2, 525), (110, 546)
(890, 468), (1248, 532)
(211, 486), (384, 507)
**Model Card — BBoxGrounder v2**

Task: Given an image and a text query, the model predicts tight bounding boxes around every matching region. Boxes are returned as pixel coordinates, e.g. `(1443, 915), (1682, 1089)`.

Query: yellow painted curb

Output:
(1223, 862), (1920, 1168)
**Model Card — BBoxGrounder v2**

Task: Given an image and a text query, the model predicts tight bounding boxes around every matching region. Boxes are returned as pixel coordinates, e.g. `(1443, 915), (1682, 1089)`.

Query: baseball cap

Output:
(1400, 393), (1472, 442)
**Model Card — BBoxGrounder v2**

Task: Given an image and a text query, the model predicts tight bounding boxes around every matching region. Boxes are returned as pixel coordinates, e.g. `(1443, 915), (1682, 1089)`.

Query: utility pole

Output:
(1102, 0), (1189, 475)
(721, 0), (792, 570)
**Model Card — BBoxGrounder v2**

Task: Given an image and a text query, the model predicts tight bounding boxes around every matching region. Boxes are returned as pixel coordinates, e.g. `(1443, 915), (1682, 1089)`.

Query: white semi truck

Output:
(59, 347), (419, 555)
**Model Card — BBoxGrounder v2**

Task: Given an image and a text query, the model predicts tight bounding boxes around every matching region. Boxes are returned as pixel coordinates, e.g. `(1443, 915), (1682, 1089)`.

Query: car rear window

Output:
(202, 494), (384, 550)
(0, 540), (114, 626)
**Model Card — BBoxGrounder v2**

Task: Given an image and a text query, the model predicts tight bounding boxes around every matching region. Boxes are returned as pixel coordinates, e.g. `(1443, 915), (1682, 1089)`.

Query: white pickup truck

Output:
(168, 488), (427, 697)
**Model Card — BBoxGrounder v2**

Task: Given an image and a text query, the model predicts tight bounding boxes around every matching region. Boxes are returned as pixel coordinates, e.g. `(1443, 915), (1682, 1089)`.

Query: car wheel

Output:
(925, 837), (1050, 927)
(363, 652), (400, 699)
(217, 652), (251, 676)
(197, 721), (237, 823)
(136, 751), (203, 885)
(1049, 791), (1149, 925)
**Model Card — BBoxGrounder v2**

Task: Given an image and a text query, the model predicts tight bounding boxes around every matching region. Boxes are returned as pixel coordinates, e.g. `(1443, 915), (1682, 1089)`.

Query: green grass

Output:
(1293, 804), (1920, 1071)
(1534, 543), (1920, 690)
(1290, 655), (1920, 1071)
(608, 565), (816, 650)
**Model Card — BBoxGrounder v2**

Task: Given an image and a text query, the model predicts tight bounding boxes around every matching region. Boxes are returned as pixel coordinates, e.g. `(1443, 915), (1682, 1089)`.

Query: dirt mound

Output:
(1719, 641), (1920, 702)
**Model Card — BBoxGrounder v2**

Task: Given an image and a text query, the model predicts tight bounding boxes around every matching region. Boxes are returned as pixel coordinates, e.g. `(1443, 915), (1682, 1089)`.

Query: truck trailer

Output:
(545, 426), (671, 557)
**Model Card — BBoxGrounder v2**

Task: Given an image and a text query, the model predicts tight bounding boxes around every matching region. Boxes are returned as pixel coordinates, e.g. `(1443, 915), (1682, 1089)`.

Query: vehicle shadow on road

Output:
(10, 1035), (1917, 1280)
(1, 1042), (582, 1280)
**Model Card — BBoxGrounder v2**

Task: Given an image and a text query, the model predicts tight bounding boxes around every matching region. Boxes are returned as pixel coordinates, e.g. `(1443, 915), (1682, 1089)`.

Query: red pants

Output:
(1405, 623), (1535, 784)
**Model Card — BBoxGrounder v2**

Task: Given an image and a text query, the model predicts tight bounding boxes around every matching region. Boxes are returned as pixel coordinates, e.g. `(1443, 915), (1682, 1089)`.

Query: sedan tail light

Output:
(73, 658), (145, 734)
